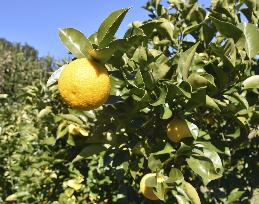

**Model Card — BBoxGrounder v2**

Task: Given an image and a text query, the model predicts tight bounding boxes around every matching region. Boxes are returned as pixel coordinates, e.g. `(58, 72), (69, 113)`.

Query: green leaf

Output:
(186, 120), (199, 140)
(47, 65), (65, 87)
(148, 155), (163, 171)
(186, 87), (206, 109)
(242, 75), (259, 89)
(159, 20), (174, 42)
(152, 143), (174, 155)
(151, 86), (167, 106)
(206, 95), (221, 111)
(187, 155), (222, 185)
(154, 182), (166, 201)
(86, 47), (115, 63)
(176, 143), (192, 157)
(210, 17), (243, 41)
(160, 105), (172, 120)
(88, 32), (98, 45)
(56, 122), (68, 139)
(178, 42), (200, 80)
(149, 62), (170, 81)
(210, 44), (235, 71)
(72, 144), (107, 163)
(167, 168), (184, 183)
(97, 8), (130, 48)
(238, 23), (259, 59)
(59, 28), (93, 58)
(58, 114), (83, 125)
(203, 148), (223, 173)
(226, 188), (245, 204)
(187, 73), (216, 92)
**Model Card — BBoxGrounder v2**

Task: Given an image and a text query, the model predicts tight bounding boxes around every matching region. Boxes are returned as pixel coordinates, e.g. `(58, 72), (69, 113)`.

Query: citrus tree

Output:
(1, 0), (259, 203)
(45, 0), (259, 203)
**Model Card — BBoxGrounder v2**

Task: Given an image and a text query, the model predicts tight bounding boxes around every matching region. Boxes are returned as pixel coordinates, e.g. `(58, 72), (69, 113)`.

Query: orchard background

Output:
(0, 0), (259, 203)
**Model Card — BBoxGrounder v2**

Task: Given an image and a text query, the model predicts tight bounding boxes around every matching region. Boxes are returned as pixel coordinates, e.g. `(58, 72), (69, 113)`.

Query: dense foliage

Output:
(1, 0), (259, 203)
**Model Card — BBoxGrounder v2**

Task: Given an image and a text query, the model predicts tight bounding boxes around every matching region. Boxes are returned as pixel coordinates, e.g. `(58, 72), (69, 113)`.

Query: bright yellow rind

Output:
(140, 173), (159, 200)
(182, 181), (201, 204)
(58, 58), (111, 110)
(166, 118), (191, 143)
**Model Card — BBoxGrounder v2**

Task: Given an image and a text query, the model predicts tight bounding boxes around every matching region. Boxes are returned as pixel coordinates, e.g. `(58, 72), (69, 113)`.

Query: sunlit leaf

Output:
(178, 42), (199, 80)
(59, 28), (92, 58)
(97, 8), (130, 48)
(242, 75), (259, 89)
(187, 156), (222, 185)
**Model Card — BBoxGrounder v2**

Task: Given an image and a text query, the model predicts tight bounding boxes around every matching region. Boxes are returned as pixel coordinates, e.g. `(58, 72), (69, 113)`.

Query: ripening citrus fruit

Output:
(139, 173), (159, 200)
(182, 181), (201, 204)
(166, 118), (191, 143)
(58, 58), (111, 110)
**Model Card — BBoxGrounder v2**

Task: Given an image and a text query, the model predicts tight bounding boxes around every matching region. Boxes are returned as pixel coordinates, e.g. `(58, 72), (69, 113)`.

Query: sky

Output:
(0, 0), (208, 59)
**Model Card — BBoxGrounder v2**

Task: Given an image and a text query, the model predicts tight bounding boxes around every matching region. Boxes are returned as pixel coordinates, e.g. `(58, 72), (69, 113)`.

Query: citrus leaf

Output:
(58, 114), (83, 125)
(210, 17), (243, 41)
(46, 65), (65, 87)
(152, 143), (174, 155)
(178, 42), (199, 80)
(72, 144), (107, 163)
(160, 105), (172, 120)
(187, 73), (216, 92)
(182, 181), (201, 204)
(226, 188), (245, 203)
(167, 168), (184, 183)
(242, 75), (259, 89)
(59, 28), (93, 59)
(206, 95), (221, 111)
(148, 155), (163, 171)
(86, 47), (116, 63)
(97, 8), (130, 48)
(187, 155), (222, 185)
(238, 23), (259, 59)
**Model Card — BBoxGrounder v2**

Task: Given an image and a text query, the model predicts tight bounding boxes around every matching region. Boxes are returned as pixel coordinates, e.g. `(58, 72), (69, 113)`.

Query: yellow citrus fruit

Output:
(166, 118), (191, 143)
(58, 58), (111, 110)
(182, 181), (201, 204)
(139, 173), (159, 200)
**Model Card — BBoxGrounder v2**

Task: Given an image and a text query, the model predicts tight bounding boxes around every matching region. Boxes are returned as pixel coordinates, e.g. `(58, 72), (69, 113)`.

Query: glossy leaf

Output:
(187, 156), (222, 185)
(59, 28), (93, 58)
(178, 42), (199, 80)
(238, 23), (259, 59)
(97, 8), (130, 48)
(167, 168), (184, 183)
(47, 65), (65, 87)
(152, 143), (174, 155)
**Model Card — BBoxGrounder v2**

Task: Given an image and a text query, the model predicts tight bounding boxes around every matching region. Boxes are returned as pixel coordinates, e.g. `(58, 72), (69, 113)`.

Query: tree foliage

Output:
(1, 0), (259, 203)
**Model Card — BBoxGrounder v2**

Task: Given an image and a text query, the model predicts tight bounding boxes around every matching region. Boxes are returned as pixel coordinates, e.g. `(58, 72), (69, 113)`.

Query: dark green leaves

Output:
(59, 28), (92, 59)
(178, 42), (199, 80)
(72, 144), (107, 163)
(97, 8), (130, 48)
